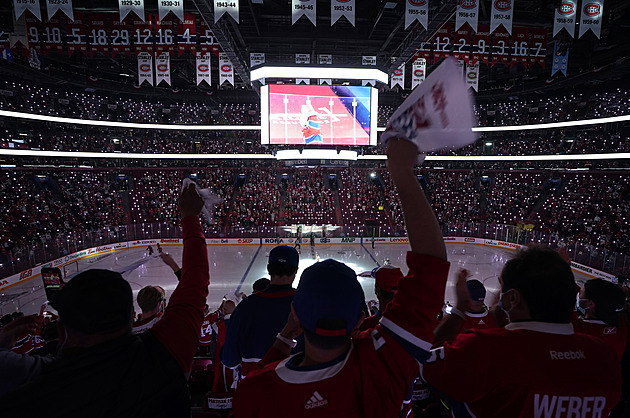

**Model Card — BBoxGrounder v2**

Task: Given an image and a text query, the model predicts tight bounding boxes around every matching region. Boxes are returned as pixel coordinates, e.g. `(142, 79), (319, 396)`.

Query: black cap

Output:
(584, 279), (625, 326)
(51, 269), (133, 335)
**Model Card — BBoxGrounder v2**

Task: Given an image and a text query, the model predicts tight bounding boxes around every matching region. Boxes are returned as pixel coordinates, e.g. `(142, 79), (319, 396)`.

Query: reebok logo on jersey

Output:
(534, 394), (606, 417)
(305, 391), (328, 409)
(549, 350), (586, 360)
(604, 327), (617, 335)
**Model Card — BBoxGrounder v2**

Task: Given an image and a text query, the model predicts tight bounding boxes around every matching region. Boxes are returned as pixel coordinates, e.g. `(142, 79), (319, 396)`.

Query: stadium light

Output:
(250, 66), (389, 84)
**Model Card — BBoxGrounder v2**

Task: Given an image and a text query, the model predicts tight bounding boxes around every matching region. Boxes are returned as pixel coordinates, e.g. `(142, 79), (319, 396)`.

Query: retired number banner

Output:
(88, 14), (110, 57)
(331, 0), (355, 26)
(111, 17), (131, 57)
(41, 17), (63, 55)
(196, 53), (211, 86)
(133, 16), (153, 55)
(433, 22), (452, 64)
(510, 26), (529, 67)
(491, 27), (510, 67)
(553, 0), (577, 37)
(471, 24), (490, 66)
(529, 28), (547, 68)
(154, 15), (175, 55)
(452, 25), (472, 64)
(66, 12), (87, 56)
(177, 13), (196, 56)
(199, 19), (219, 57)
(25, 14), (42, 55)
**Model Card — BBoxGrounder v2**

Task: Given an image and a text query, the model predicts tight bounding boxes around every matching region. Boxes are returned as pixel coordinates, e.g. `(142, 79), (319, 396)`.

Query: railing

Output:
(2, 222), (628, 282)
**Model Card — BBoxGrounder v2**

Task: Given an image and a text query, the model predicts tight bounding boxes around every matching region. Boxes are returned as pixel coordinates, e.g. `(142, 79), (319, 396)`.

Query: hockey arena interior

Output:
(0, 0), (629, 416)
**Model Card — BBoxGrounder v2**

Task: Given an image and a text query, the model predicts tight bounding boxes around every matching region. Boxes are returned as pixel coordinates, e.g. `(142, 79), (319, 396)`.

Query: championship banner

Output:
(119, 0), (144, 22)
(295, 53), (310, 64)
(529, 28), (547, 68)
(111, 17), (131, 57)
(219, 52), (234, 86)
(471, 24), (490, 65)
(46, 0), (73, 21)
(292, 0), (316, 26)
(318, 79), (331, 85)
(455, 0), (479, 32)
(318, 54), (332, 64)
(331, 0), (355, 26)
(296, 78), (310, 84)
(251, 52), (265, 83)
(452, 25), (471, 64)
(433, 22), (452, 64)
(553, 0), (577, 37)
(199, 19), (219, 57)
(14, 0), (41, 21)
(551, 40), (569, 76)
(66, 12), (87, 56)
(490, 27), (510, 67)
(489, 0), (513, 35)
(196, 53), (211, 86)
(362, 55), (376, 66)
(154, 15), (175, 56)
(405, 0), (428, 31)
(25, 14), (42, 54)
(465, 61), (479, 91)
(214, 0), (239, 23)
(578, 1), (603, 39)
(411, 57), (426, 89)
(155, 52), (170, 85)
(390, 63), (404, 89)
(137, 51), (153, 85)
(133, 16), (153, 56)
(362, 79), (375, 86)
(41, 17), (63, 55)
(158, 0), (183, 22)
(177, 13), (196, 56)
(455, 60), (465, 79)
(510, 26), (529, 67)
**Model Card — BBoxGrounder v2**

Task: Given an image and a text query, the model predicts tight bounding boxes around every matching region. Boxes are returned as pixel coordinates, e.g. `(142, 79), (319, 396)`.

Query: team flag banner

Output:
(382, 58), (477, 153)
(14, 0), (41, 21)
(471, 24), (490, 65)
(331, 0), (355, 26)
(219, 52), (234, 86)
(466, 61), (479, 91)
(292, 0), (316, 26)
(111, 17), (131, 57)
(133, 17), (153, 55)
(318, 79), (332, 85)
(177, 13), (196, 56)
(155, 52), (170, 85)
(362, 79), (375, 86)
(46, 0), (72, 21)
(295, 53), (310, 64)
(411, 58), (426, 89)
(455, 0), (479, 32)
(196, 53), (211, 86)
(452, 25), (472, 64)
(199, 19), (219, 57)
(490, 0), (513, 35)
(362, 55), (376, 65)
(511, 26), (529, 67)
(137, 51), (153, 85)
(250, 52), (265, 84)
(491, 27), (510, 67)
(578, 1), (603, 39)
(551, 40), (569, 76)
(214, 0), (239, 24)
(159, 0), (183, 22)
(88, 14), (109, 57)
(318, 54), (332, 64)
(66, 13), (86, 56)
(529, 28), (547, 68)
(553, 0), (577, 37)
(41, 16), (63, 55)
(433, 22), (451, 64)
(405, 0), (428, 31)
(390, 63), (405, 89)
(154, 15), (175, 56)
(119, 0), (144, 21)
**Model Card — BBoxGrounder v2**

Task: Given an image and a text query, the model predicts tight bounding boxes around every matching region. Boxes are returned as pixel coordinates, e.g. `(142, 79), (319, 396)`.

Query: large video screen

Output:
(261, 84), (378, 146)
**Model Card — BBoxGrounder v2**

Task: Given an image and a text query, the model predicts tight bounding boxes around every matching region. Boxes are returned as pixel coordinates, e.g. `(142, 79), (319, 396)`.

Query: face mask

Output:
(576, 294), (590, 315)
(498, 292), (511, 323)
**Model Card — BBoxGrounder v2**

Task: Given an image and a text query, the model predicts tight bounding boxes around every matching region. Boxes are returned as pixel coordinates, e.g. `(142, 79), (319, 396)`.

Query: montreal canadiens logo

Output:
(221, 64), (232, 72)
(494, 0), (511, 11)
(467, 72), (477, 79)
(408, 0), (426, 6)
(197, 64), (209, 72)
(139, 64), (150, 72)
(157, 64), (168, 72)
(558, 2), (575, 14)
(584, 3), (600, 16)
(460, 0), (476, 9)
(394, 69), (403, 76)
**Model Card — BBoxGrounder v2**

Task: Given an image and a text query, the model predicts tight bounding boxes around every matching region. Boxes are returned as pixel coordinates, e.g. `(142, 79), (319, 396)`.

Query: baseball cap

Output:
(269, 245), (299, 267)
(372, 265), (404, 293)
(294, 259), (365, 337)
(584, 279), (625, 326)
(466, 279), (486, 302)
(51, 269), (133, 335)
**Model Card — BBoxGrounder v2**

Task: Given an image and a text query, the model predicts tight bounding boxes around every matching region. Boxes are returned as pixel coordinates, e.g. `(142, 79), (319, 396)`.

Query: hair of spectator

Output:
(137, 286), (165, 313)
(303, 328), (350, 351)
(267, 263), (298, 278)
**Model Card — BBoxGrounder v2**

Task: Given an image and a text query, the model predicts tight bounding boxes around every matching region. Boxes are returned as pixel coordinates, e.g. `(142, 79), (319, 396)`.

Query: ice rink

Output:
(1, 242), (593, 316)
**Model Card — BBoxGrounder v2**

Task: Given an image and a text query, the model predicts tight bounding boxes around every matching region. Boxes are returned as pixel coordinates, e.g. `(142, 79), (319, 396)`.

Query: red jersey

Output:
(233, 252), (450, 418)
(442, 308), (498, 333)
(420, 322), (622, 418)
(199, 311), (221, 346)
(572, 317), (628, 360)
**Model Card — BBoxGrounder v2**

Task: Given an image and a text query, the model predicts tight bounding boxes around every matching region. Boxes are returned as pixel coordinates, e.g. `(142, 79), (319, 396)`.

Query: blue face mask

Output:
(576, 294), (590, 315)
(498, 292), (511, 323)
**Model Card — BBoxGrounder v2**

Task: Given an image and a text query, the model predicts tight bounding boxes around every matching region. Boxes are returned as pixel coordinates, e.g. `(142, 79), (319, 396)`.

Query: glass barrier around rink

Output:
(1, 221), (628, 294)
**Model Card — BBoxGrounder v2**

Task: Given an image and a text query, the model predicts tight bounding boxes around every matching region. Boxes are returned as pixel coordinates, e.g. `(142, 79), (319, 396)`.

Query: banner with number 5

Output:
(66, 13), (87, 56)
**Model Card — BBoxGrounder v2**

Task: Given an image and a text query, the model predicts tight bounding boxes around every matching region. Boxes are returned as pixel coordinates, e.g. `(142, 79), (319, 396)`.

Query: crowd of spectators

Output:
(284, 168), (336, 225)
